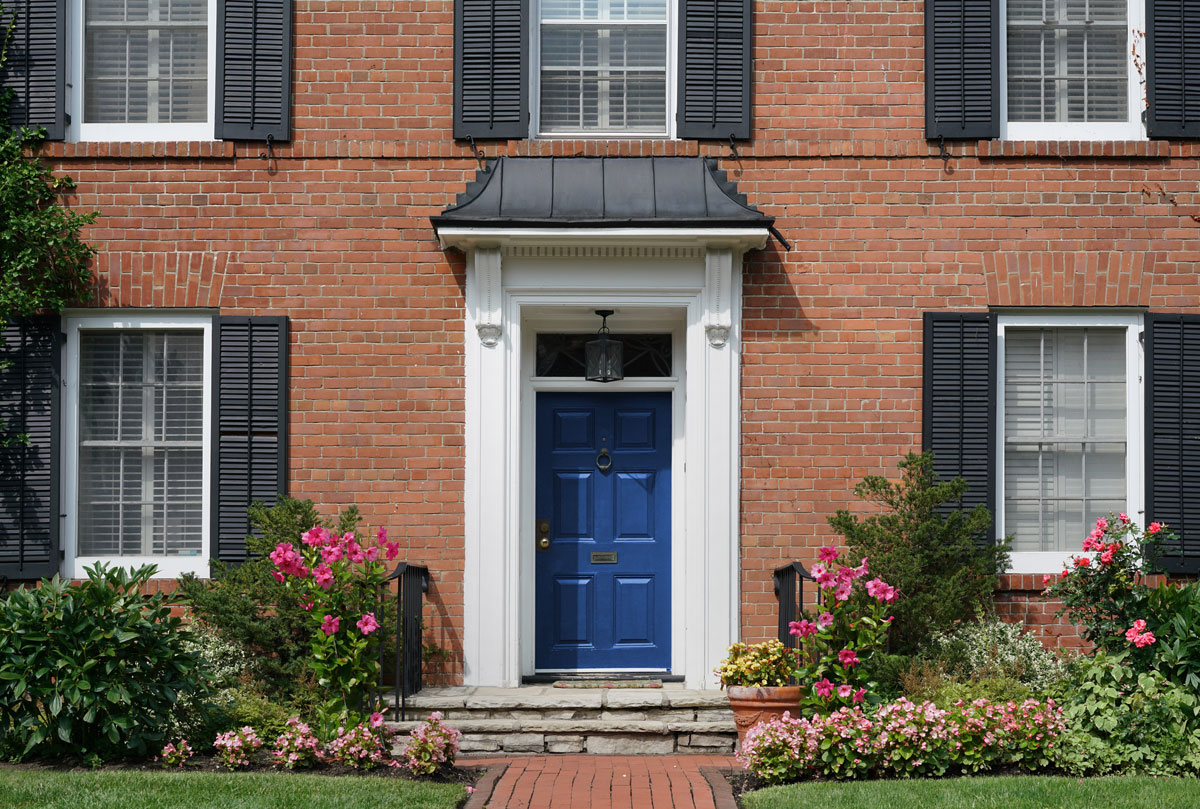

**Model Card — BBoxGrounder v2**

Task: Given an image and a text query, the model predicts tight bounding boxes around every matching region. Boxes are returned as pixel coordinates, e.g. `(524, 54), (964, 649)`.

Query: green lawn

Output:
(742, 776), (1200, 809)
(0, 768), (467, 809)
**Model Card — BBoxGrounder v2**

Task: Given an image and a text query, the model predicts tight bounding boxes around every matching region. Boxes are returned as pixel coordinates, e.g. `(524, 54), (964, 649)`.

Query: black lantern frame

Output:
(585, 310), (624, 383)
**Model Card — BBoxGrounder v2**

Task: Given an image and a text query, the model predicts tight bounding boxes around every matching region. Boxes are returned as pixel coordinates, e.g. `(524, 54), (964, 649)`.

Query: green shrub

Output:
(921, 615), (1064, 691)
(900, 664), (1031, 706)
(1050, 651), (1200, 776)
(1145, 581), (1200, 690)
(0, 564), (208, 762)
(177, 497), (360, 702)
(163, 625), (251, 748)
(827, 452), (1010, 654)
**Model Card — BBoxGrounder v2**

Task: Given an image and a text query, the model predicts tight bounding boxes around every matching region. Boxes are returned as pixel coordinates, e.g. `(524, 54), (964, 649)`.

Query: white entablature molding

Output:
(439, 225), (769, 688)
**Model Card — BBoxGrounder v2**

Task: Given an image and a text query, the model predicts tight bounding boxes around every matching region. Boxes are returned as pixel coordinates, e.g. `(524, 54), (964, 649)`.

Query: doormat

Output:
(552, 679), (663, 689)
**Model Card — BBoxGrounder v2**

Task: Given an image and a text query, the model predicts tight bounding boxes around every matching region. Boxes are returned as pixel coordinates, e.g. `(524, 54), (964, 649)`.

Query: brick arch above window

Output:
(980, 251), (1159, 308)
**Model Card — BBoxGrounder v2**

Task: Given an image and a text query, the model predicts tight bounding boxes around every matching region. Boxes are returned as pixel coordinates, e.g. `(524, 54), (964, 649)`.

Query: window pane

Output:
(78, 330), (204, 557)
(84, 0), (208, 124)
(1004, 327), (1127, 552)
(1006, 0), (1128, 123)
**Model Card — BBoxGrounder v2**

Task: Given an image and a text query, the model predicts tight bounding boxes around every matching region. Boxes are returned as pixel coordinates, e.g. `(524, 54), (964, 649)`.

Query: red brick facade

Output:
(40, 1), (1200, 678)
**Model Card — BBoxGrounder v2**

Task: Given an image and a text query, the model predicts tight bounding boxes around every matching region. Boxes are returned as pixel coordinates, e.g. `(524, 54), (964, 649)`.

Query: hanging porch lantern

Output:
(585, 310), (624, 383)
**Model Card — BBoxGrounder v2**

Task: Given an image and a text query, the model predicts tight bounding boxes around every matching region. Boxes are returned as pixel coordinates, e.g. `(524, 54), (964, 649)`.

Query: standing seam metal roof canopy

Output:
(430, 156), (776, 231)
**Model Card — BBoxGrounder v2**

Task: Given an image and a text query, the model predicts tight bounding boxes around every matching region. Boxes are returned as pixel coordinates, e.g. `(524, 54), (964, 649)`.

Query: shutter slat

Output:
(676, 0), (751, 139)
(454, 0), (528, 139)
(1145, 314), (1200, 573)
(216, 0), (292, 141)
(1147, 0), (1200, 138)
(212, 316), (288, 564)
(0, 317), (60, 579)
(0, 0), (66, 139)
(923, 312), (997, 541)
(925, 0), (1000, 139)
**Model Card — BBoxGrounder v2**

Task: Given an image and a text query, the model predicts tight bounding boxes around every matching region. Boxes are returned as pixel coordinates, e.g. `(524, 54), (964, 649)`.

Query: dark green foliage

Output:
(827, 452), (1010, 654)
(0, 564), (209, 761)
(0, 17), (96, 323)
(176, 497), (360, 702)
(1146, 582), (1200, 691)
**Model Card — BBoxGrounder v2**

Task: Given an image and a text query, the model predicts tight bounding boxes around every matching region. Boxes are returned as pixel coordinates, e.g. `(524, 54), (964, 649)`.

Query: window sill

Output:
(978, 140), (1170, 159)
(39, 141), (235, 159)
(70, 556), (210, 579)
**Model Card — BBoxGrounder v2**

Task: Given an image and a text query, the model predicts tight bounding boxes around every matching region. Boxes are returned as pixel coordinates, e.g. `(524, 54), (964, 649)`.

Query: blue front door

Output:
(535, 391), (672, 671)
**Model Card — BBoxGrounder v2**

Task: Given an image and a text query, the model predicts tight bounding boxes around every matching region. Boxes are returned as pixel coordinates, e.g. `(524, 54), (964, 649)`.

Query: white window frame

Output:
(997, 311), (1144, 574)
(62, 311), (213, 578)
(999, 0), (1146, 141)
(68, 0), (218, 142)
(530, 0), (678, 139)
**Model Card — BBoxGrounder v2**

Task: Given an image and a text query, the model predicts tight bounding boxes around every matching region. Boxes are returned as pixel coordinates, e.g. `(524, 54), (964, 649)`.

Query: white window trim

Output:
(68, 0), (218, 142)
(997, 311), (1144, 574)
(998, 0), (1146, 141)
(62, 311), (214, 579)
(530, 0), (678, 139)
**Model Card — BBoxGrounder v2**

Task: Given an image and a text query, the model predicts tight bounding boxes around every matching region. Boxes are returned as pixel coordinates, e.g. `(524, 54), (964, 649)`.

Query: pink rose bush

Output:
(213, 726), (264, 770)
(739, 697), (1064, 784)
(400, 711), (463, 776)
(786, 549), (894, 713)
(268, 523), (401, 721)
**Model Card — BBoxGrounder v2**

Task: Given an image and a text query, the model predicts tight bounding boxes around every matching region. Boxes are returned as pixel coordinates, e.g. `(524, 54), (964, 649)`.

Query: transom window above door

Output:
(536, 0), (670, 135)
(536, 333), (673, 377)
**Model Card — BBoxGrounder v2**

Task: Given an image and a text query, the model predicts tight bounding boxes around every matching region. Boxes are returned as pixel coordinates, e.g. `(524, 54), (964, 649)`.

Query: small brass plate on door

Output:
(590, 552), (618, 564)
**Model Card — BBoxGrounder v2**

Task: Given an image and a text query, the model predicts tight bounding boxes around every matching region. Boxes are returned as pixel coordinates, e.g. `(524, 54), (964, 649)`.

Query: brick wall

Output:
(40, 0), (1200, 677)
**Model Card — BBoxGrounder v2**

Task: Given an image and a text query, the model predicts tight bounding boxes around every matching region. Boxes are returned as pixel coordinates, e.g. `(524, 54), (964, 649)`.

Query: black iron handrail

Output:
(773, 561), (814, 651)
(378, 562), (430, 721)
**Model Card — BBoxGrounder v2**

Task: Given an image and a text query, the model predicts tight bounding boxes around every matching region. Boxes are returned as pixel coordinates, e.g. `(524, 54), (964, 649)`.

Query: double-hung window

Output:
(997, 314), (1143, 572)
(65, 314), (212, 577)
(1001, 0), (1144, 140)
(71, 0), (217, 140)
(536, 0), (671, 136)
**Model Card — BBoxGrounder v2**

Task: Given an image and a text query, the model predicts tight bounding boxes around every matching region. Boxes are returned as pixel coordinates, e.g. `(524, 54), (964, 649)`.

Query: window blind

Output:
(1004, 327), (1126, 552)
(78, 331), (204, 557)
(1006, 0), (1128, 123)
(84, 0), (208, 124)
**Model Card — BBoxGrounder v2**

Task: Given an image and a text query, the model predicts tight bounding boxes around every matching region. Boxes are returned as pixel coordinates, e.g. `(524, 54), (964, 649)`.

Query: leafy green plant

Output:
(1049, 650), (1200, 776)
(827, 452), (1010, 654)
(715, 640), (800, 687)
(920, 614), (1064, 691)
(1145, 582), (1200, 690)
(0, 564), (208, 761)
(899, 661), (1032, 706)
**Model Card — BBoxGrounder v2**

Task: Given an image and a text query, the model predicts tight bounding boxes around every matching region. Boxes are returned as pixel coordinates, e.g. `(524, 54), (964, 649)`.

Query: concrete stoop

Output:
(385, 685), (737, 754)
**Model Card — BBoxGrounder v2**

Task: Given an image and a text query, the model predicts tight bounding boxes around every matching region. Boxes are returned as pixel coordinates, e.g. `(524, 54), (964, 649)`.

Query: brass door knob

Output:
(538, 536), (550, 550)
(536, 518), (551, 551)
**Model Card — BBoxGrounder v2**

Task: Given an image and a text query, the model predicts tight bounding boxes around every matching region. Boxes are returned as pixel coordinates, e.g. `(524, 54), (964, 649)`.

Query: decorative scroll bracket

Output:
(704, 248), (734, 348)
(472, 247), (503, 347)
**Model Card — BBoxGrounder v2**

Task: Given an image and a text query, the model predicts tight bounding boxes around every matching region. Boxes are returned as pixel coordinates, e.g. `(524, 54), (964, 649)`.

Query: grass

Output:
(742, 776), (1200, 809)
(0, 768), (467, 809)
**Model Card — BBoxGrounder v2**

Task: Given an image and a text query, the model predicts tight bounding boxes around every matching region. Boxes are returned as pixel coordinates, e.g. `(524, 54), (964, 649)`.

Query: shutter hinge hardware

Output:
(466, 136), (488, 174)
(938, 136), (953, 168)
(728, 135), (739, 160)
(258, 134), (277, 173)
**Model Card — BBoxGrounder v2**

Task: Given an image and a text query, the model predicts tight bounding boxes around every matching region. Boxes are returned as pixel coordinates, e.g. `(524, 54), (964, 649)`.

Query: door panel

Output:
(535, 391), (672, 671)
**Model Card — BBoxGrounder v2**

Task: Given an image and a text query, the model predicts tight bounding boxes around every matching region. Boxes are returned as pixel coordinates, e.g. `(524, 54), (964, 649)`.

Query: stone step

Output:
(394, 686), (731, 712)
(388, 718), (734, 735)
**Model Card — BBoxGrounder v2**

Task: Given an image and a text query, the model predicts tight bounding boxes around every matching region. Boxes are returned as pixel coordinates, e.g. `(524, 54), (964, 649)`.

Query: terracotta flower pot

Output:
(726, 685), (802, 747)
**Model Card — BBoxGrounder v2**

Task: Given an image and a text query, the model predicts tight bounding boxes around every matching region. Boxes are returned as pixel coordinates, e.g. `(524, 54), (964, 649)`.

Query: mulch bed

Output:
(0, 755), (484, 786)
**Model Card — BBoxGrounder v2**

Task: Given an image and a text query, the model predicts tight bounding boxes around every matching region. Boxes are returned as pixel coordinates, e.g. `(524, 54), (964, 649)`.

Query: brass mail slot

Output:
(590, 551), (618, 564)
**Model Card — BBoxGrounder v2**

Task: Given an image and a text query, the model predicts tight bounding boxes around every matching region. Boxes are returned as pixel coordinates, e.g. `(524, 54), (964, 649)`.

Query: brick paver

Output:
(465, 755), (738, 809)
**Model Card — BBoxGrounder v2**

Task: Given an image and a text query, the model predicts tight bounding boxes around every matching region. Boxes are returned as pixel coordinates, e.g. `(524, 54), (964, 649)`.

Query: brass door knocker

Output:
(596, 448), (612, 472)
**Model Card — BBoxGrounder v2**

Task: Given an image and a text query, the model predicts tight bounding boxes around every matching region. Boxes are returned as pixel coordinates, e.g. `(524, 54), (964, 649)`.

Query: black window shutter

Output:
(676, 0), (751, 140)
(454, 0), (528, 140)
(0, 0), (67, 140)
(0, 317), (60, 580)
(1146, 0), (1200, 139)
(1145, 314), (1200, 574)
(925, 0), (1000, 140)
(922, 312), (997, 538)
(216, 0), (292, 142)
(212, 317), (288, 564)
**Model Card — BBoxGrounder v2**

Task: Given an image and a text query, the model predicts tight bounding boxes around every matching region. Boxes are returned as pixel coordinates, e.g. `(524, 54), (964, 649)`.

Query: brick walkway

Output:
(464, 755), (739, 809)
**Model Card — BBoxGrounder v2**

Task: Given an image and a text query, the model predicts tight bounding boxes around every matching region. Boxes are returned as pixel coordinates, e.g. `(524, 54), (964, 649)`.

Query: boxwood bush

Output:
(0, 564), (208, 762)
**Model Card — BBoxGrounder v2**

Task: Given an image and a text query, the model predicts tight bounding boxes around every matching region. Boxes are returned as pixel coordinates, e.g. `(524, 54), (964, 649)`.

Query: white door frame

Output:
(441, 228), (768, 688)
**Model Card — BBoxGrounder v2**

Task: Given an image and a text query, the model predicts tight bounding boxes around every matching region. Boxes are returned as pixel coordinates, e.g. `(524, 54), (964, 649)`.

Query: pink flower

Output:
(271, 570), (285, 584)
(1134, 632), (1157, 648)
(300, 598), (314, 612)
(1060, 569), (1069, 579)
(356, 612), (380, 635)
(321, 614), (340, 636)
(834, 580), (853, 602)
(866, 577), (897, 603)
(838, 648), (860, 669)
(818, 546), (839, 563)
(313, 564), (334, 590)
(370, 712), (384, 728)
(364, 546), (379, 562)
(301, 527), (325, 546)
(853, 557), (869, 579)
(1148, 521), (1163, 535)
(817, 612), (835, 629)
(377, 526), (388, 545)
(813, 678), (834, 698)
(1100, 549), (1115, 565)
(321, 543), (344, 564)
(1095, 517), (1109, 531)
(385, 541), (400, 562)
(852, 688), (866, 704)
(1074, 556), (1091, 568)
(347, 541), (366, 565)
(789, 619), (818, 638)
(1082, 536), (1099, 552)
(1119, 512), (1130, 524)
(1042, 574), (1053, 586)
(837, 684), (853, 699)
